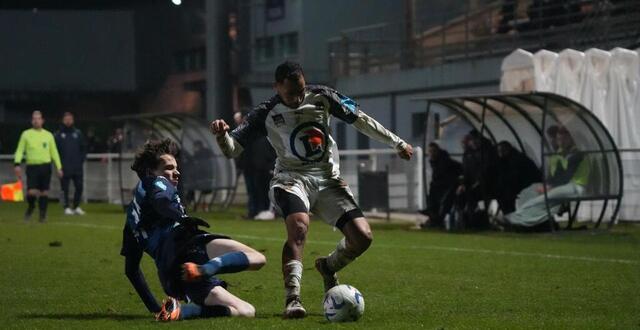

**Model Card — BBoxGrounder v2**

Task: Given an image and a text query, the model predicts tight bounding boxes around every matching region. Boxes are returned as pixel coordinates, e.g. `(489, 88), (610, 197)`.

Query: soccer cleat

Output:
(64, 208), (74, 215)
(156, 297), (181, 321)
(315, 257), (339, 292)
(283, 296), (306, 319)
(181, 262), (204, 282)
(73, 207), (86, 215)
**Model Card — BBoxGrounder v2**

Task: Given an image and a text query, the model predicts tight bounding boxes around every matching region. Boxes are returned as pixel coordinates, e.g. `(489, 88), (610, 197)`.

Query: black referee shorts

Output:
(26, 163), (52, 191)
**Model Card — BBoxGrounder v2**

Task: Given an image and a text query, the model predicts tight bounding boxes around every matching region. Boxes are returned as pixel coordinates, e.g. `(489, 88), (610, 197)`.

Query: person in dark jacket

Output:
(55, 112), (87, 215)
(243, 134), (277, 220)
(496, 141), (542, 214)
(455, 130), (499, 228)
(423, 143), (462, 228)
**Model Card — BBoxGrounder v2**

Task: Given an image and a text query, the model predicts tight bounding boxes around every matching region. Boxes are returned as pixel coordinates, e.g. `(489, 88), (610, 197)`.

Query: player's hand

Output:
(179, 216), (210, 228)
(14, 166), (22, 181)
(210, 119), (230, 137)
(57, 169), (64, 178)
(398, 143), (413, 160)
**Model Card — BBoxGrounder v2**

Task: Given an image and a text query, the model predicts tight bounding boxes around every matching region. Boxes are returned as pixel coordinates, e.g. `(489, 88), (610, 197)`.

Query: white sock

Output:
(284, 260), (303, 300)
(326, 238), (356, 273)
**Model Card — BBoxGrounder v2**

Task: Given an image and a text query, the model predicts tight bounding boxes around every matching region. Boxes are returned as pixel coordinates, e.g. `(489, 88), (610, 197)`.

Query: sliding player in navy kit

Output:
(121, 139), (266, 321)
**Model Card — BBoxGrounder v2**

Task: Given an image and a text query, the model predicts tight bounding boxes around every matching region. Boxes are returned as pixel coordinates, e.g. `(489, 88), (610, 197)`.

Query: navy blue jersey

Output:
(120, 176), (186, 264)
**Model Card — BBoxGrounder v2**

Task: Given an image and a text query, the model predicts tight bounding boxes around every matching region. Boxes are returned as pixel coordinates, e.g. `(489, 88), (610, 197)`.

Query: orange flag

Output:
(1, 180), (24, 202)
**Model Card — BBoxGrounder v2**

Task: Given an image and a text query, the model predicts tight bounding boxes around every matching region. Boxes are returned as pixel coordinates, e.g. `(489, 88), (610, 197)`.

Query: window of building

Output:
(174, 47), (206, 73)
(255, 36), (275, 62)
(277, 32), (298, 58)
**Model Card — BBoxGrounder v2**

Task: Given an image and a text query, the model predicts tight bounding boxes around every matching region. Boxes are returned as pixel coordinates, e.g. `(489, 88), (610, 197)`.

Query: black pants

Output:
(61, 172), (83, 209)
(426, 185), (456, 227)
(245, 169), (272, 217)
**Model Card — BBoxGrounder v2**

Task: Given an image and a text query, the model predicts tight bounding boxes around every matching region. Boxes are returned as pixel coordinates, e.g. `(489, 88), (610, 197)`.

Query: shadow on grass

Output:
(255, 312), (324, 319)
(18, 312), (149, 321)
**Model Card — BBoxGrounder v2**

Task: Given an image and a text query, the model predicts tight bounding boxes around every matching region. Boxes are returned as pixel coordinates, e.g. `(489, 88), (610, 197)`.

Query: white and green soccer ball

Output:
(323, 284), (365, 322)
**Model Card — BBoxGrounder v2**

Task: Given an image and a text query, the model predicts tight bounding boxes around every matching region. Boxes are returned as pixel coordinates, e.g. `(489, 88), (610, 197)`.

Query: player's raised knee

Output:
(248, 251), (267, 269)
(236, 302), (256, 317)
(360, 228), (373, 249)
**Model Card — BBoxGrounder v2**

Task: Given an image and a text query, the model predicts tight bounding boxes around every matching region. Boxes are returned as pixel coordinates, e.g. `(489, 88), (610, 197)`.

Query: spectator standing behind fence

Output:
(14, 111), (63, 222)
(108, 128), (124, 153)
(234, 111), (277, 220)
(55, 112), (87, 216)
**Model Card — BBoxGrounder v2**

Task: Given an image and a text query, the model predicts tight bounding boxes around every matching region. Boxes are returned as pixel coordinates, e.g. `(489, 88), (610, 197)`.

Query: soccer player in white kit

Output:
(211, 61), (413, 318)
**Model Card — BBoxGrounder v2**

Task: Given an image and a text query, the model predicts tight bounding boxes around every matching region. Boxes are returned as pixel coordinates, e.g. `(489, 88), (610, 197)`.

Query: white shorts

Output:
(268, 171), (362, 228)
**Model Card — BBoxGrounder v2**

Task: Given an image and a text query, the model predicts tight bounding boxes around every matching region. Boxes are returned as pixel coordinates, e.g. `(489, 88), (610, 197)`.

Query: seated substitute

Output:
(454, 130), (499, 228)
(423, 143), (462, 228)
(504, 127), (590, 229)
(495, 141), (542, 214)
(121, 139), (266, 321)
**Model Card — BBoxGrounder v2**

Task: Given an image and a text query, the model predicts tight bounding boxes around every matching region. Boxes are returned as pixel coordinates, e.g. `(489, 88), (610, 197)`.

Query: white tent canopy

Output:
(500, 49), (534, 92)
(554, 49), (585, 102)
(580, 49), (611, 121)
(606, 48), (640, 150)
(533, 50), (558, 92)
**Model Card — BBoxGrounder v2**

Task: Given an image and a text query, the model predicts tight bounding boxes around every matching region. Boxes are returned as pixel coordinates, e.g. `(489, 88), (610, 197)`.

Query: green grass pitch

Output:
(0, 202), (639, 329)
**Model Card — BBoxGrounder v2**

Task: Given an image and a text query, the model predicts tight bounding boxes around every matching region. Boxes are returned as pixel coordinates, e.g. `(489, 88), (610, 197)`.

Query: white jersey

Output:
(219, 85), (406, 177)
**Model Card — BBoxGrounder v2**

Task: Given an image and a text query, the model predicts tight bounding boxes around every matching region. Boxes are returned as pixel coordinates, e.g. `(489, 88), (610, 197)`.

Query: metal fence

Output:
(328, 0), (640, 78)
(1, 147), (425, 212)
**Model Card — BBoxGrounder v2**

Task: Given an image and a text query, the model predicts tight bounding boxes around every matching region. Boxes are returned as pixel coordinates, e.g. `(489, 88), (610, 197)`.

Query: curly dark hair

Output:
(275, 61), (304, 83)
(131, 138), (179, 179)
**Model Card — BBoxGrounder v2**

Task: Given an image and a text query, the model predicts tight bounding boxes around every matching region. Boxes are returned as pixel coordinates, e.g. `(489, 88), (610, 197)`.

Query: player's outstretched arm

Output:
(124, 252), (161, 314)
(210, 119), (244, 158)
(351, 111), (413, 160)
(122, 226), (161, 314)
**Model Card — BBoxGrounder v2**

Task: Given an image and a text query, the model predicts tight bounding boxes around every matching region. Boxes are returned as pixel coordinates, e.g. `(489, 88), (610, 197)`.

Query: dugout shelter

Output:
(417, 92), (623, 230)
(114, 113), (237, 211)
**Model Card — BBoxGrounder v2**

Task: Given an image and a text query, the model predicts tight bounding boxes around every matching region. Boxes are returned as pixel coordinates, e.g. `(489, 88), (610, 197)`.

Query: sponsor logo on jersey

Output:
(155, 180), (167, 191)
(290, 122), (328, 162)
(338, 94), (357, 114)
(272, 114), (285, 127)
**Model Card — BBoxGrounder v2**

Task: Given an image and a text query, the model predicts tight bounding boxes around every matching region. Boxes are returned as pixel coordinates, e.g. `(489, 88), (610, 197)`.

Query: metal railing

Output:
(1, 148), (425, 212)
(328, 0), (640, 78)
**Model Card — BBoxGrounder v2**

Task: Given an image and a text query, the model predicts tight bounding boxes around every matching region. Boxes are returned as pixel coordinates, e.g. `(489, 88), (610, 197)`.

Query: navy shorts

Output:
(182, 233), (230, 304)
(162, 232), (231, 305)
(26, 164), (52, 191)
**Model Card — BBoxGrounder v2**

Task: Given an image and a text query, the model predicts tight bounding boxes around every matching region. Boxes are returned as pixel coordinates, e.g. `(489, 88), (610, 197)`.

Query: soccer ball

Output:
(323, 284), (365, 322)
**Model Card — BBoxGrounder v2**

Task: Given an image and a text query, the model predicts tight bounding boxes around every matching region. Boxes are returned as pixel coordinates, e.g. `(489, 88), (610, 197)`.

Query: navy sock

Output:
(179, 303), (231, 319)
(201, 251), (250, 276)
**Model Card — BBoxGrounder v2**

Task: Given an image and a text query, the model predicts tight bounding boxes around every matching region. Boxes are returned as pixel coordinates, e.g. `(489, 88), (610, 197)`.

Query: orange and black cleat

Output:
(181, 262), (204, 282)
(156, 297), (181, 321)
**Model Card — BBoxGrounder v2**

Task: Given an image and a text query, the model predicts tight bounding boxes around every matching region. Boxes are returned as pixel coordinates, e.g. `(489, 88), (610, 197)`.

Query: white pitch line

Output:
(52, 221), (640, 266)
